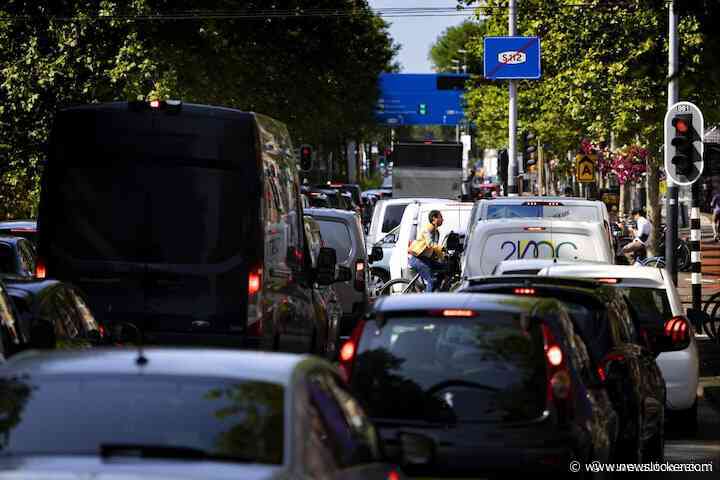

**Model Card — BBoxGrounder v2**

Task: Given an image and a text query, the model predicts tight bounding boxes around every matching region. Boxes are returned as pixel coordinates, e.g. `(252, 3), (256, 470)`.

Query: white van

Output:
(389, 201), (473, 280)
(366, 197), (451, 248)
(461, 219), (614, 278)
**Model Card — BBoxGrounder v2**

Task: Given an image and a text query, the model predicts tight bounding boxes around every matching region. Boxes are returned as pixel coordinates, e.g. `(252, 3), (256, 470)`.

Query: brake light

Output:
(665, 316), (689, 343)
(248, 268), (262, 296)
(513, 287), (536, 295)
(524, 227), (546, 232)
(10, 227), (35, 233)
(442, 309), (474, 317)
(354, 260), (366, 292)
(98, 325), (106, 338)
(150, 100), (161, 108)
(35, 257), (47, 279)
(541, 324), (573, 417)
(596, 278), (620, 284)
(387, 471), (401, 480)
(339, 319), (366, 383)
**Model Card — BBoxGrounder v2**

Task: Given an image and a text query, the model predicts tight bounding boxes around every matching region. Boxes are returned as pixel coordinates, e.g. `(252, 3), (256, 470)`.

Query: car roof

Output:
(497, 259), (609, 270)
(372, 292), (551, 314)
(462, 275), (615, 305)
(304, 208), (358, 221)
(480, 196), (603, 205)
(377, 197), (451, 207)
(538, 263), (667, 288)
(2, 348), (320, 386)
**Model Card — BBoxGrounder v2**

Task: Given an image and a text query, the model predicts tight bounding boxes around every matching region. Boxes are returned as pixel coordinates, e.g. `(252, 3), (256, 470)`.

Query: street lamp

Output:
(457, 49), (468, 73)
(451, 58), (461, 74)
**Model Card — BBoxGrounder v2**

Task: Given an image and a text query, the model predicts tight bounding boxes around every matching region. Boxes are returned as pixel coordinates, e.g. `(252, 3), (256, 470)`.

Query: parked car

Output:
(0, 219), (37, 245)
(366, 197), (450, 249)
(2, 278), (105, 350)
(456, 275), (682, 462)
(341, 293), (619, 476)
(464, 197), (614, 256)
(0, 235), (37, 278)
(537, 263), (701, 429)
(389, 201), (473, 280)
(304, 215), (345, 357)
(0, 349), (405, 480)
(305, 208), (378, 342)
(38, 101), (330, 351)
(461, 218), (614, 278)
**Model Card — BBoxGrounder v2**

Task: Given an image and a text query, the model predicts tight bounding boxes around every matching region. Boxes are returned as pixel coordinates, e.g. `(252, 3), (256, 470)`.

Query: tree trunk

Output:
(619, 182), (631, 216)
(645, 158), (662, 256)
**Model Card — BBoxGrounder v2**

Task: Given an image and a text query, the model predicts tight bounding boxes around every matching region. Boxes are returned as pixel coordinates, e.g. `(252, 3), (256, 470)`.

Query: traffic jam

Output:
(0, 100), (713, 479)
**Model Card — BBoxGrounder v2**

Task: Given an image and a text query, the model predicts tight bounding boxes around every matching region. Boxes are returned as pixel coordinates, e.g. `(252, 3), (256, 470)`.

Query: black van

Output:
(37, 101), (334, 351)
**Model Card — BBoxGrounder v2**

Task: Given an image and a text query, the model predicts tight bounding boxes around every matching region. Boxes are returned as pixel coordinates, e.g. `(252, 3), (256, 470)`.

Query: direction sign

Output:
(576, 154), (596, 183)
(484, 37), (541, 80)
(664, 101), (704, 186)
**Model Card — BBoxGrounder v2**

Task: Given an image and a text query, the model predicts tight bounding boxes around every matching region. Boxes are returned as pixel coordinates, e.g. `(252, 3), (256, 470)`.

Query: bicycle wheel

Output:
(677, 241), (691, 272)
(641, 257), (665, 268)
(378, 278), (424, 296)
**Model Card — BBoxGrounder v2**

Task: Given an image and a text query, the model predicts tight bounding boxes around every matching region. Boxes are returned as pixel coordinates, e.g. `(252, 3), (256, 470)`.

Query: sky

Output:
(367, 1), (476, 73)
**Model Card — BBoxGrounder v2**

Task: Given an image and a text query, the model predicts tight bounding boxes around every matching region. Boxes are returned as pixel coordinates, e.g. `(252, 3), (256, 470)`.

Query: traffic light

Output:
(299, 144), (313, 171)
(671, 114), (694, 177)
(522, 131), (536, 169)
(417, 103), (428, 116)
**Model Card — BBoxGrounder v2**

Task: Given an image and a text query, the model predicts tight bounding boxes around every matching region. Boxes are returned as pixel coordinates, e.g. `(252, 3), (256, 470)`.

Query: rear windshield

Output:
(352, 314), (547, 424)
(381, 204), (407, 233)
(0, 375), (284, 464)
(620, 287), (673, 326)
(316, 219), (353, 263)
(486, 204), (601, 222)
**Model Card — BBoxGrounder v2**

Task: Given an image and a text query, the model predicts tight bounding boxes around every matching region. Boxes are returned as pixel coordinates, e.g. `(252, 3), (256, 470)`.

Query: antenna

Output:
(118, 322), (148, 366)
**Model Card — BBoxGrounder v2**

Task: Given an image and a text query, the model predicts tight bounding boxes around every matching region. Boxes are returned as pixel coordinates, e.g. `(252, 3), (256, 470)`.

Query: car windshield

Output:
(351, 314), (547, 424)
(486, 204), (601, 222)
(315, 219), (352, 263)
(0, 375), (284, 464)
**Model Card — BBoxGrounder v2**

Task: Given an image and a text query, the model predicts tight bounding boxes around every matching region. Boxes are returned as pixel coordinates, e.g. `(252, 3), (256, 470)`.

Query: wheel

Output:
(642, 257), (665, 268)
(368, 268), (389, 298)
(677, 241), (691, 271)
(378, 278), (424, 295)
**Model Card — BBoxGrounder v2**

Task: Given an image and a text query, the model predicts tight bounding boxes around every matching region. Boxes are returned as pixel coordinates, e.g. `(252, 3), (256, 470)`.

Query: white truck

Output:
(391, 141), (463, 200)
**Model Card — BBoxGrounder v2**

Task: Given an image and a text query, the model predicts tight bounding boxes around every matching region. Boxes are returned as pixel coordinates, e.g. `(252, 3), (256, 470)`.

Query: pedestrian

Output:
(711, 190), (720, 241)
(408, 210), (446, 292)
(622, 208), (653, 264)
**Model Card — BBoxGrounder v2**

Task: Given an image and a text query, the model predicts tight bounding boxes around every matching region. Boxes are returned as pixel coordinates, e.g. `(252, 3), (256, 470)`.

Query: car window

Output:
(486, 204), (600, 221)
(620, 287), (673, 327)
(0, 244), (16, 274)
(352, 314), (547, 424)
(315, 219), (352, 263)
(381, 204), (407, 233)
(0, 376), (284, 464)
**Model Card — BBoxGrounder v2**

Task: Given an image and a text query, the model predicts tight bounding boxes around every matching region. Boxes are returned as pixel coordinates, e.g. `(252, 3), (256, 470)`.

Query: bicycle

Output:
(378, 232), (463, 296)
(700, 291), (720, 341)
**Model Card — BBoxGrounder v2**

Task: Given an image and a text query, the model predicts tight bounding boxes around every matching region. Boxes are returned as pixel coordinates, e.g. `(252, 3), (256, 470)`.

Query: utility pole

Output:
(507, 0), (518, 196)
(538, 141), (544, 196)
(666, 0), (679, 285)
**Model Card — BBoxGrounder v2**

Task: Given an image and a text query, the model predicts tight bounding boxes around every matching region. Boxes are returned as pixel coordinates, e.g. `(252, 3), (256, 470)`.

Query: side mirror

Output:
(336, 265), (353, 283)
(316, 247), (337, 286)
(369, 245), (384, 263)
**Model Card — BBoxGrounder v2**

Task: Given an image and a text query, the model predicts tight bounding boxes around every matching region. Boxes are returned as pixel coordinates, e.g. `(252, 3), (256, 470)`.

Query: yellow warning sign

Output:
(576, 154), (596, 183)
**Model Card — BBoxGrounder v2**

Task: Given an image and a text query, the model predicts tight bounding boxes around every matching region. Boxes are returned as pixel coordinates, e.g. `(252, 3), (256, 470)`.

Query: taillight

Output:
(35, 257), (47, 279)
(386, 470), (401, 480)
(598, 353), (625, 383)
(514, 287), (536, 295)
(541, 324), (573, 414)
(354, 260), (366, 291)
(339, 319), (366, 383)
(248, 268), (262, 296)
(665, 316), (689, 344)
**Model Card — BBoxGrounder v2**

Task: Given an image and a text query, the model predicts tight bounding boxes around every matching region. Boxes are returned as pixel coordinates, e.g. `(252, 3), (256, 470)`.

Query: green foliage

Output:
(0, 1), (398, 218)
(428, 20), (486, 73)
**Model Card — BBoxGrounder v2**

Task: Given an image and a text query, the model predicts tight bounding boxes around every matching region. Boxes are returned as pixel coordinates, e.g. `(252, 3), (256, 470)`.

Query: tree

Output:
(429, 20), (486, 73)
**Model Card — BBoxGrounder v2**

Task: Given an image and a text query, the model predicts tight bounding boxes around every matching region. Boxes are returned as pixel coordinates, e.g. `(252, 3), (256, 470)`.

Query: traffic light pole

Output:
(691, 182), (702, 311)
(666, 0), (679, 286)
(507, 0), (518, 196)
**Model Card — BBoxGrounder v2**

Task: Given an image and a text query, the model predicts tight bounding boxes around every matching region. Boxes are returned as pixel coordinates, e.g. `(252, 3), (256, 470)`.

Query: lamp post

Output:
(451, 58), (460, 74)
(457, 48), (468, 73)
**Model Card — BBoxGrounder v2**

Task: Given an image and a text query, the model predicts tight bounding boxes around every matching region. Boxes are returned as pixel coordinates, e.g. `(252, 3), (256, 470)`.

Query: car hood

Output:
(0, 456), (286, 480)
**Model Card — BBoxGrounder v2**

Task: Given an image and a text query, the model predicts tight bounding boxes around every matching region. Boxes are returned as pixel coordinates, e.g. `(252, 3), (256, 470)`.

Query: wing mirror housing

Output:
(369, 245), (384, 263)
(316, 247), (337, 286)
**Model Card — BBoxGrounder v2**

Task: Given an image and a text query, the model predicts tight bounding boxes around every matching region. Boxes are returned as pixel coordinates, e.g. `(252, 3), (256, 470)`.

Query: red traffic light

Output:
(672, 118), (689, 133)
(302, 147), (311, 156)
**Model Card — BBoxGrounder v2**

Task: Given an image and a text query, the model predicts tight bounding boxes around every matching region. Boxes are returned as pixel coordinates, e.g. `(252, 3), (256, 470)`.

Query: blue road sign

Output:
(483, 36), (541, 80)
(375, 73), (467, 126)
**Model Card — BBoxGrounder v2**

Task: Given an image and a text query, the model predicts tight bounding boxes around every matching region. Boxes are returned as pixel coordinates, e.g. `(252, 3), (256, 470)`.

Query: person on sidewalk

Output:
(622, 208), (653, 264)
(711, 190), (720, 241)
(408, 210), (446, 292)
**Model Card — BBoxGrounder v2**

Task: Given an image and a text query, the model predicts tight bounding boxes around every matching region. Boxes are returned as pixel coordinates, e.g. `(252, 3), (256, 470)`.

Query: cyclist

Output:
(408, 210), (446, 292)
(622, 208), (653, 264)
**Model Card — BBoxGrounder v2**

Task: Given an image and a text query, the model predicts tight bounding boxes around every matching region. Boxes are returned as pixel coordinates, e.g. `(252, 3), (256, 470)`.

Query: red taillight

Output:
(442, 309), (474, 317)
(98, 325), (106, 338)
(513, 287), (536, 295)
(387, 471), (401, 480)
(339, 319), (366, 383)
(248, 268), (262, 296)
(35, 258), (47, 279)
(524, 227), (546, 232)
(595, 278), (620, 284)
(665, 316), (689, 344)
(541, 324), (573, 410)
(10, 227), (35, 233)
(150, 100), (161, 108)
(354, 260), (366, 292)
(546, 345), (563, 367)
